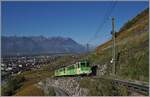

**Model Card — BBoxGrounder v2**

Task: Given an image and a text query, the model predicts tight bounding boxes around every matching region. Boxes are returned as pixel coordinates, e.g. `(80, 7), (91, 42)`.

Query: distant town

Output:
(1, 55), (62, 80)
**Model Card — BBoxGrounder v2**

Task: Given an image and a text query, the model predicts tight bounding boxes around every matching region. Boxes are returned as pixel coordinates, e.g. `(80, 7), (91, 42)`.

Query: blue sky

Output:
(1, 1), (149, 46)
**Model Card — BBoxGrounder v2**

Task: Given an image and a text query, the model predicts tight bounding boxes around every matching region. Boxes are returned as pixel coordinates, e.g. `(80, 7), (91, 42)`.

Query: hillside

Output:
(1, 36), (86, 56)
(96, 8), (149, 52)
(89, 8), (149, 82)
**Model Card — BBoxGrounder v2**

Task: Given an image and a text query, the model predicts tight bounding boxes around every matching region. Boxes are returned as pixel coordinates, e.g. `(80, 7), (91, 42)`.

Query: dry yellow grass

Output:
(15, 84), (44, 96)
(14, 69), (53, 96)
(96, 8), (148, 54)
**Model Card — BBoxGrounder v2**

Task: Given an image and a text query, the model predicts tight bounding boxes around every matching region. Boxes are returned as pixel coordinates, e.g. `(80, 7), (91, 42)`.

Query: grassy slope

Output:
(14, 70), (53, 96)
(90, 8), (149, 82)
(15, 84), (45, 96)
(14, 55), (79, 96)
(96, 8), (149, 52)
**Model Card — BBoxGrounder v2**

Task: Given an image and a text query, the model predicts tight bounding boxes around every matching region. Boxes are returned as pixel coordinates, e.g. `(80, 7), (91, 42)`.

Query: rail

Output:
(112, 79), (149, 95)
(92, 77), (149, 95)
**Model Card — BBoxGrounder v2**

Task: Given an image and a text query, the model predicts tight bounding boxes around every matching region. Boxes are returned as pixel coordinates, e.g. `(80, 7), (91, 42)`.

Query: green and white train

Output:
(54, 60), (92, 76)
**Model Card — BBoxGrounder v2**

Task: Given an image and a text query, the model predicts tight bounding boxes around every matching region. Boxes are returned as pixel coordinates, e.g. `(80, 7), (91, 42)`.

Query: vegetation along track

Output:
(92, 77), (149, 95)
(112, 79), (149, 95)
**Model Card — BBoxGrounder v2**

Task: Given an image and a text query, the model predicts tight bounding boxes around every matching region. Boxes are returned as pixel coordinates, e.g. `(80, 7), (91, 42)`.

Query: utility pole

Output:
(111, 17), (116, 75)
(86, 43), (89, 53)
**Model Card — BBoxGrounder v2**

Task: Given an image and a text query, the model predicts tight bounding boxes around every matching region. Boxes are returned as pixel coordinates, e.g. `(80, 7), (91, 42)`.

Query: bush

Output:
(79, 77), (129, 96)
(1, 76), (25, 96)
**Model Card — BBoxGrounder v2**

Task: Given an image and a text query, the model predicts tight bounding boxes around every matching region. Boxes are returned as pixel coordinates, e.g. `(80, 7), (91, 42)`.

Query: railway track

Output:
(53, 76), (149, 95)
(92, 76), (149, 95)
(112, 79), (149, 95)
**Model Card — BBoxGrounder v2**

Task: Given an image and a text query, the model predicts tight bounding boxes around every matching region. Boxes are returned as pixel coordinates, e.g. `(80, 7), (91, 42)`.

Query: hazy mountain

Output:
(1, 36), (86, 56)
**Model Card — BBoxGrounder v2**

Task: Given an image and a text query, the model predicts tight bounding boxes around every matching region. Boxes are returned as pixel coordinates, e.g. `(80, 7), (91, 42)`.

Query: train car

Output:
(54, 60), (92, 77)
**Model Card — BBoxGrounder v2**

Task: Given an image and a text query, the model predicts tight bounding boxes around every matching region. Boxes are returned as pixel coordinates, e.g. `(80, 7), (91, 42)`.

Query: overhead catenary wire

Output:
(87, 1), (117, 44)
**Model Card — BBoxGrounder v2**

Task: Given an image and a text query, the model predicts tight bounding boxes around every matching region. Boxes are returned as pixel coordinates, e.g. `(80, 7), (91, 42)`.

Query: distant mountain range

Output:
(1, 36), (86, 56)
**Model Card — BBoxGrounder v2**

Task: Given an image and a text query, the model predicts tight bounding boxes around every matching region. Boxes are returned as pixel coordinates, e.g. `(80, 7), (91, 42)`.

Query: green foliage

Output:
(89, 48), (112, 64)
(1, 76), (25, 96)
(112, 84), (129, 96)
(116, 32), (149, 81)
(88, 31), (149, 82)
(79, 77), (129, 96)
(118, 46), (149, 81)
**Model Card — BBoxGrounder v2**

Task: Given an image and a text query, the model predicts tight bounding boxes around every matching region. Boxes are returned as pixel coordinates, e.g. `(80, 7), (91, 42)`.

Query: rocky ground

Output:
(37, 77), (89, 96)
(36, 64), (108, 96)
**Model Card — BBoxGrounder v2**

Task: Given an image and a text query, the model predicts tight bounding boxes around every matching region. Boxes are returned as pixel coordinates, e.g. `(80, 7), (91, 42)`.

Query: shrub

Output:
(79, 77), (129, 96)
(1, 76), (25, 96)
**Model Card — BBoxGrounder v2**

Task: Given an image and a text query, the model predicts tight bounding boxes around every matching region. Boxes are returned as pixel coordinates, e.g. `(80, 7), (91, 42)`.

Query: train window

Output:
(77, 64), (79, 68)
(70, 66), (72, 69)
(81, 62), (85, 67)
(64, 68), (65, 73)
(60, 68), (63, 72)
(71, 66), (74, 69)
(86, 61), (89, 66)
(59, 69), (61, 72)
(86, 62), (88, 66)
